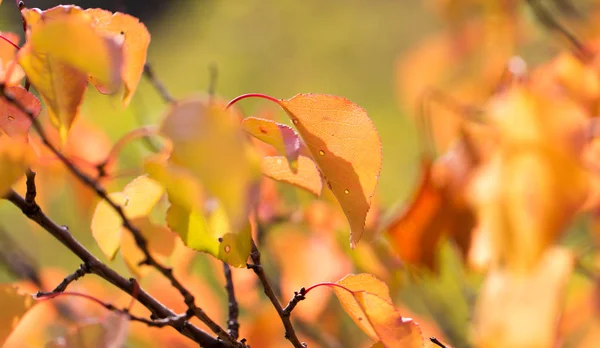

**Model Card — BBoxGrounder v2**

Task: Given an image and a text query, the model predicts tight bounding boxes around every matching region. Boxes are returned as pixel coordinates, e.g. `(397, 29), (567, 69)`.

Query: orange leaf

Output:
(280, 94), (382, 246)
(85, 9), (150, 106)
(0, 137), (36, 197)
(242, 116), (301, 169)
(0, 32), (24, 85)
(0, 285), (35, 346)
(473, 247), (573, 348)
(0, 86), (41, 139)
(386, 158), (447, 270)
(331, 274), (423, 348)
(261, 155), (322, 196)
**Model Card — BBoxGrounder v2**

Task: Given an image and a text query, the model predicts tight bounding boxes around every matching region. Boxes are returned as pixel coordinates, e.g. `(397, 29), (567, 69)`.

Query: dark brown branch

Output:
(248, 239), (305, 348)
(223, 262), (240, 340)
(25, 169), (36, 205)
(4, 189), (228, 348)
(0, 86), (240, 347)
(525, 0), (591, 61)
(36, 263), (91, 296)
(282, 288), (306, 317)
(430, 337), (448, 348)
(143, 63), (176, 104)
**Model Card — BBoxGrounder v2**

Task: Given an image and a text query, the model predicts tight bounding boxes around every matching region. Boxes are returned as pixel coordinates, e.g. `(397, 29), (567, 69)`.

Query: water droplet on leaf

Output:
(224, 245), (231, 253)
(319, 150), (325, 156)
(344, 189), (349, 195)
(7, 116), (14, 121)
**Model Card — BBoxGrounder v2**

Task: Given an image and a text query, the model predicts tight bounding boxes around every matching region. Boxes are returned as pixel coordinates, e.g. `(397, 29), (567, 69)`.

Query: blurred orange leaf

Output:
(0, 137), (35, 196)
(473, 247), (573, 348)
(0, 285), (35, 346)
(280, 94), (382, 246)
(45, 313), (129, 348)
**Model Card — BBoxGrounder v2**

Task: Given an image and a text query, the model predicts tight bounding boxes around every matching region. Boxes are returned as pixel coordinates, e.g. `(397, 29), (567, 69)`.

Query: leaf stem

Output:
(0, 34), (20, 50)
(303, 282), (354, 295)
(225, 93), (281, 110)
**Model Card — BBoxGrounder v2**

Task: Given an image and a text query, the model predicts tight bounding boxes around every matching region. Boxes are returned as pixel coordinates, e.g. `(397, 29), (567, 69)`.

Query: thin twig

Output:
(223, 262), (240, 340)
(4, 189), (228, 348)
(525, 0), (591, 61)
(24, 169), (36, 205)
(143, 63), (176, 104)
(37, 290), (193, 328)
(36, 263), (91, 296)
(0, 86), (240, 347)
(248, 239), (305, 348)
(282, 288), (306, 317)
(430, 336), (448, 348)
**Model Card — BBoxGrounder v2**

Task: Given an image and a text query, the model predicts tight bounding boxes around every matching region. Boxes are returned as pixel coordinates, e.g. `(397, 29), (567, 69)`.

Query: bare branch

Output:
(282, 288), (306, 317)
(223, 262), (240, 340)
(248, 239), (305, 348)
(36, 263), (91, 296)
(4, 189), (228, 348)
(143, 63), (176, 104)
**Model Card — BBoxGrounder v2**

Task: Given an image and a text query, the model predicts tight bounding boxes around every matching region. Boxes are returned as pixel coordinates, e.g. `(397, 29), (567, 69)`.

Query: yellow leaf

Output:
(85, 9), (150, 106)
(261, 155), (322, 196)
(280, 94), (382, 246)
(18, 6), (123, 139)
(145, 156), (204, 212)
(0, 285), (35, 346)
(121, 175), (164, 219)
(91, 192), (126, 260)
(0, 137), (35, 197)
(160, 95), (259, 231)
(473, 247), (573, 348)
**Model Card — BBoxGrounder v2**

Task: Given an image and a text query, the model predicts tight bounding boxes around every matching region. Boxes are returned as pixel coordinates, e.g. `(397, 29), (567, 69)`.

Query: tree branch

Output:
(36, 263), (91, 296)
(248, 239), (305, 348)
(430, 337), (448, 348)
(4, 189), (228, 348)
(143, 63), (176, 104)
(0, 86), (241, 347)
(223, 262), (240, 340)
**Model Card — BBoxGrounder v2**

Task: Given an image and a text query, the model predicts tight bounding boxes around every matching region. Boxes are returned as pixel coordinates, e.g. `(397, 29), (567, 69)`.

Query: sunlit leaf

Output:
(279, 94), (382, 246)
(166, 201), (252, 268)
(0, 32), (24, 85)
(18, 6), (123, 139)
(85, 9), (150, 106)
(0, 137), (35, 197)
(333, 273), (393, 340)
(0, 285), (34, 346)
(332, 274), (423, 347)
(261, 155), (322, 196)
(91, 192), (126, 260)
(473, 247), (573, 348)
(0, 86), (41, 139)
(242, 117), (301, 169)
(91, 175), (164, 260)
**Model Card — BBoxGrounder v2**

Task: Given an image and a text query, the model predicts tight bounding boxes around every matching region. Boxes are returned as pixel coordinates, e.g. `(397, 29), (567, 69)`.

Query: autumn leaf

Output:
(261, 155), (322, 196)
(85, 9), (151, 106)
(160, 95), (259, 229)
(18, 6), (123, 139)
(91, 175), (165, 262)
(473, 247), (573, 348)
(0, 137), (36, 197)
(0, 285), (35, 346)
(242, 116), (301, 170)
(0, 32), (25, 85)
(0, 86), (42, 139)
(279, 94), (382, 246)
(330, 274), (423, 347)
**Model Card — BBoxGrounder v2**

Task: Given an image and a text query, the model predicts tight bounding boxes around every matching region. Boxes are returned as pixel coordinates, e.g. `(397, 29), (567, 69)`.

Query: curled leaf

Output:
(242, 117), (301, 170)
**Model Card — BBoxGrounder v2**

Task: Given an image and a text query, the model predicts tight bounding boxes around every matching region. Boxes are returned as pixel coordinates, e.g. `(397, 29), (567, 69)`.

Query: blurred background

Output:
(1, 0), (599, 347)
